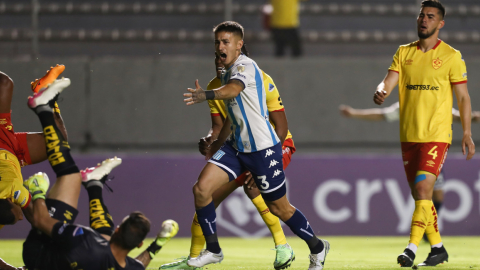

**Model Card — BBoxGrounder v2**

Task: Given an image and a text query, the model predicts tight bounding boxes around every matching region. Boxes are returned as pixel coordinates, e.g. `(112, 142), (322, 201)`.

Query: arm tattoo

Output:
(135, 250), (151, 267)
(191, 87), (206, 104)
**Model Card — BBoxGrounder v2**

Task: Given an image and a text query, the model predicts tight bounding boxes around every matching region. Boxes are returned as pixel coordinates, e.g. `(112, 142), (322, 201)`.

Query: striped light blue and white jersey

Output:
(220, 54), (280, 153)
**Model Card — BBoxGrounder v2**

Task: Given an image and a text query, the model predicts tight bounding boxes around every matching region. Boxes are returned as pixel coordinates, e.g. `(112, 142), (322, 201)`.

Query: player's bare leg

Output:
(187, 163), (229, 267)
(28, 78), (81, 209)
(266, 195), (330, 270)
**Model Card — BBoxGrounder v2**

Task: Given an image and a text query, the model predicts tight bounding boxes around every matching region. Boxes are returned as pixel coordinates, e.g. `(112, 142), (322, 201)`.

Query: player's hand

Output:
(244, 171), (257, 189)
(472, 111), (480, 123)
(205, 139), (221, 160)
(373, 90), (387, 105)
(462, 134), (475, 160)
(198, 135), (214, 156)
(184, 80), (206, 105)
(339, 105), (353, 117)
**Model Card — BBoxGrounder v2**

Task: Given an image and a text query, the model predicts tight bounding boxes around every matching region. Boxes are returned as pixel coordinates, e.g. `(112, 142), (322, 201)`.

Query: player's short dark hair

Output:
(421, 0), (446, 19)
(213, 21), (244, 39)
(0, 199), (15, 225)
(110, 211), (150, 250)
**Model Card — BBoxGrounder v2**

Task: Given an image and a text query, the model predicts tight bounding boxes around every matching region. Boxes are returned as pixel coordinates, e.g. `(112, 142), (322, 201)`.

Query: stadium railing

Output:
(1, 2), (479, 17)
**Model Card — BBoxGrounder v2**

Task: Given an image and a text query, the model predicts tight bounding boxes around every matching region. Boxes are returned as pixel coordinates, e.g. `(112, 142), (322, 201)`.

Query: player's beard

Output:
(417, 27), (437, 39)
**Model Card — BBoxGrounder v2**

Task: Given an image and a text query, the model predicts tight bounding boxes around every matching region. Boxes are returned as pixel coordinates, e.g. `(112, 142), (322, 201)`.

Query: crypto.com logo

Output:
(216, 178), (289, 238)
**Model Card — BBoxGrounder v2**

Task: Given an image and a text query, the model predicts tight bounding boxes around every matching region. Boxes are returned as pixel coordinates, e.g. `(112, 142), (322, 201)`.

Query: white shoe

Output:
(81, 157), (122, 185)
(308, 240), (330, 270)
(28, 78), (70, 108)
(187, 249), (223, 267)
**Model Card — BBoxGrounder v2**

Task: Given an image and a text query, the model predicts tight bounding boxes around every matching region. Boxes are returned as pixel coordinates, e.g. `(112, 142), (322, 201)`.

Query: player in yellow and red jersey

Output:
(372, 1), (475, 267)
(0, 65), (68, 230)
(161, 51), (296, 270)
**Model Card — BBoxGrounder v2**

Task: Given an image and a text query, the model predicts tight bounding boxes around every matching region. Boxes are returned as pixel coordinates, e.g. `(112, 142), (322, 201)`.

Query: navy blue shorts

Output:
(208, 142), (286, 201)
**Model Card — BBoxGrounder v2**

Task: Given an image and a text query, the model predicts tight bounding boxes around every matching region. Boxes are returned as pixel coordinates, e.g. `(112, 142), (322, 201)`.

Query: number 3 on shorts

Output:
(428, 146), (438, 159)
(257, 175), (269, 190)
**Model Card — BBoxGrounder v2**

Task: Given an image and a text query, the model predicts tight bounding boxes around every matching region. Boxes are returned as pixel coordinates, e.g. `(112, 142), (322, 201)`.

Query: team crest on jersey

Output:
(237, 64), (245, 73)
(432, 57), (443, 70)
(268, 83), (275, 92)
(14, 190), (20, 200)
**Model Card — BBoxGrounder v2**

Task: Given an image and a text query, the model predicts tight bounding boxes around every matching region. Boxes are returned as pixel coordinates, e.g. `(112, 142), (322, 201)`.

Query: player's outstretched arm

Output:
(269, 110), (288, 145)
(339, 105), (386, 121)
(184, 79), (243, 105)
(452, 108), (480, 123)
(373, 70), (399, 105)
(453, 83), (475, 160)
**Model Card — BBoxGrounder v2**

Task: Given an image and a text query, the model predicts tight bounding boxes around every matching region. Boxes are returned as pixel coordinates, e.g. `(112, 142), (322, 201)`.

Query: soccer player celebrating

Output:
(372, 0), (475, 267)
(183, 21), (329, 270)
(22, 78), (178, 270)
(339, 103), (480, 241)
(0, 65), (68, 230)
(162, 52), (296, 270)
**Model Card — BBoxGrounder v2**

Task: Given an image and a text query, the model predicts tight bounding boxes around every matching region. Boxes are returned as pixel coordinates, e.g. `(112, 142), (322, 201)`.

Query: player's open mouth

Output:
(220, 53), (227, 61)
(420, 25), (427, 30)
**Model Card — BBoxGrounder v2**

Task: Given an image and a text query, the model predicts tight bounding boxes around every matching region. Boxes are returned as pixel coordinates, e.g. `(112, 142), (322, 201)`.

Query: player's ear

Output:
(137, 241), (144, 249)
(438, 19), (445, 30)
(237, 38), (244, 51)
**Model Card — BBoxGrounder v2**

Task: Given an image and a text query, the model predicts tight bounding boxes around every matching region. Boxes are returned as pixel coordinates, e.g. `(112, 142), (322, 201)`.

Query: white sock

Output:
(407, 243), (418, 254)
(431, 242), (443, 248)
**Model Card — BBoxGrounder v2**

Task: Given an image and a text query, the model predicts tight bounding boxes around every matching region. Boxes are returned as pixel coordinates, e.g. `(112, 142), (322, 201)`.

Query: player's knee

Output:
(0, 72), (14, 90)
(192, 182), (210, 201)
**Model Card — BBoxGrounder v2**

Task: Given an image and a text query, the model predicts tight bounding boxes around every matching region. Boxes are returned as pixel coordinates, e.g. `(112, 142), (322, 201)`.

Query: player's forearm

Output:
(209, 115), (225, 141)
(22, 202), (35, 225)
(32, 199), (57, 237)
(216, 118), (232, 144)
(211, 80), (243, 100)
(377, 70), (399, 97)
(349, 109), (386, 121)
(135, 250), (151, 267)
(457, 96), (473, 135)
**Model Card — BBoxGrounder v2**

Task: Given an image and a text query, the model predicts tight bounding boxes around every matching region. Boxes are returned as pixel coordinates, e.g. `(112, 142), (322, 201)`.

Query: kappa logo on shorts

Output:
(269, 159), (279, 168)
(13, 190), (20, 200)
(273, 169), (282, 178)
(265, 149), (275, 158)
(427, 160), (435, 167)
(212, 150), (226, 161)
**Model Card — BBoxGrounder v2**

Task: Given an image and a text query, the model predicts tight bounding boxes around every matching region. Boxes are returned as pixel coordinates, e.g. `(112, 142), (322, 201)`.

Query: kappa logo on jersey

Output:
(268, 83), (275, 92)
(427, 160), (435, 167)
(432, 57), (443, 70)
(273, 169), (282, 178)
(265, 149), (275, 158)
(269, 159), (279, 168)
(227, 98), (238, 107)
(212, 150), (226, 161)
(13, 190), (20, 200)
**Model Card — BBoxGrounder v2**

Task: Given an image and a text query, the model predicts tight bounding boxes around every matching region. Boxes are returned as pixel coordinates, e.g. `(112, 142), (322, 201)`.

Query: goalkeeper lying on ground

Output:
(21, 78), (178, 270)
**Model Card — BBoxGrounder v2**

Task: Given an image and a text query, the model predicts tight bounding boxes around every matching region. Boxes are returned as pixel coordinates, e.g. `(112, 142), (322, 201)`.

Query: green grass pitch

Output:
(1, 236), (479, 269)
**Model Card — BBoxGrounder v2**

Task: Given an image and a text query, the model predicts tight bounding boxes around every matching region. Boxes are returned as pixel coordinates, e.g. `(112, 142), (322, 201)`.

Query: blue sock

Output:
(196, 201), (221, 253)
(285, 209), (324, 253)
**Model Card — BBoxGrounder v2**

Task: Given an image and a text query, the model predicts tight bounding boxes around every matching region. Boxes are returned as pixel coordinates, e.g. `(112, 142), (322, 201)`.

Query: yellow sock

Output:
(425, 203), (442, 246)
(189, 213), (205, 258)
(251, 195), (287, 246)
(409, 200), (433, 247)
